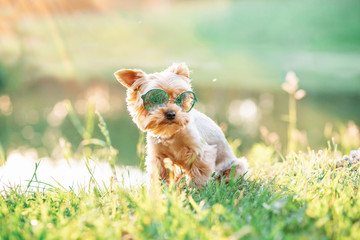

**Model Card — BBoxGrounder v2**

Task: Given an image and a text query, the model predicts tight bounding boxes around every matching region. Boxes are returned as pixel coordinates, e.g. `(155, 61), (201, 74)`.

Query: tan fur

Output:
(114, 63), (249, 186)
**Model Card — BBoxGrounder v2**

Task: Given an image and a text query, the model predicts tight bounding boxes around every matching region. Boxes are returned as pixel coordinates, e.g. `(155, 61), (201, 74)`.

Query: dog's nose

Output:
(165, 110), (176, 120)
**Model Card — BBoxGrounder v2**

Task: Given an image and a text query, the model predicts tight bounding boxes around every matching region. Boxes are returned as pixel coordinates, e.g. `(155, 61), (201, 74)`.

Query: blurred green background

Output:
(0, 0), (359, 166)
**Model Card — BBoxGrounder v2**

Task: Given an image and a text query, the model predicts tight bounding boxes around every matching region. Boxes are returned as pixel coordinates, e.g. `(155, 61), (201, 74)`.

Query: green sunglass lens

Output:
(142, 89), (168, 112)
(176, 92), (196, 112)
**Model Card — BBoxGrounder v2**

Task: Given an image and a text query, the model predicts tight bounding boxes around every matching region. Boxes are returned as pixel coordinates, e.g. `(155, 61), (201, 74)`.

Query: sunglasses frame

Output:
(141, 88), (197, 112)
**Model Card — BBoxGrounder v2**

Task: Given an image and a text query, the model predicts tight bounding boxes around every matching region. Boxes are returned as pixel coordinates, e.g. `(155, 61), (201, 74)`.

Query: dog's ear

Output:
(167, 63), (190, 79)
(114, 69), (145, 88)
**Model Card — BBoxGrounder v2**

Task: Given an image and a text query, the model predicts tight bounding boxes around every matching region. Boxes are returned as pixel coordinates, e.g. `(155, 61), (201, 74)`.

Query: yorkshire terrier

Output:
(114, 63), (248, 186)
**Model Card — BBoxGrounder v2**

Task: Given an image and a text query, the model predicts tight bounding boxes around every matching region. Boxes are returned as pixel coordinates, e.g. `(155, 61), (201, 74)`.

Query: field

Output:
(1, 99), (360, 239)
(1, 0), (360, 239)
(1, 141), (360, 239)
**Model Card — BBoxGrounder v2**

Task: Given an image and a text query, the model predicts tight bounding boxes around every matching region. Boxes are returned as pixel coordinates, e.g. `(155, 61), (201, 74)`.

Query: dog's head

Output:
(114, 63), (196, 138)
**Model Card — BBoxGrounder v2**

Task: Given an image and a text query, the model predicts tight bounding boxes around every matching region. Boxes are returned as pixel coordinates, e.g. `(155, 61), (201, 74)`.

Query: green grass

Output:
(1, 143), (360, 239)
(1, 1), (360, 238)
(1, 96), (359, 239)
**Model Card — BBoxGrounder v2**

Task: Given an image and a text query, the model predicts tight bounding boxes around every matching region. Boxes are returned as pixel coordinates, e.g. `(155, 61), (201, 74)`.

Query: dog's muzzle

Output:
(165, 110), (176, 120)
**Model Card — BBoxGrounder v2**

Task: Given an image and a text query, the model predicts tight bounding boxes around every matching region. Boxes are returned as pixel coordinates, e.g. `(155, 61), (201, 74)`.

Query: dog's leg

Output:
(188, 145), (217, 186)
(145, 156), (169, 183)
(220, 157), (249, 182)
(233, 157), (249, 178)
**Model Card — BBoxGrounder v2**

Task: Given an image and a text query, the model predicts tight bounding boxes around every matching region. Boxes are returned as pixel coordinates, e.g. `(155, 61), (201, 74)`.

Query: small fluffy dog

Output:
(114, 63), (248, 186)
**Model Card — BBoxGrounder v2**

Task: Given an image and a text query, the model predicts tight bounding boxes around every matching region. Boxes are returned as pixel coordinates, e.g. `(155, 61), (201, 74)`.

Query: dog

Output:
(114, 63), (248, 186)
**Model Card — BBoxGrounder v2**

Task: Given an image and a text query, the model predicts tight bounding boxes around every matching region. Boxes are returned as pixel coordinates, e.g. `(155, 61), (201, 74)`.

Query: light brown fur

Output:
(114, 63), (248, 186)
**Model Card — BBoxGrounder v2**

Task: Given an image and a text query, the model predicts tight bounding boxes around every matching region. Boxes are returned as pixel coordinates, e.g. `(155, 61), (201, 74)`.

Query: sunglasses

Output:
(141, 89), (197, 112)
